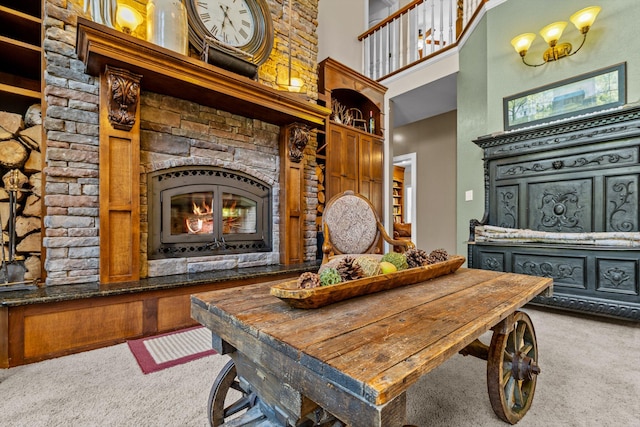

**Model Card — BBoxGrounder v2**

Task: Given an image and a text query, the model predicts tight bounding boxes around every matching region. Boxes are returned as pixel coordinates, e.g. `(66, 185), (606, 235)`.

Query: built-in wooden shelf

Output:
(0, 5), (41, 45)
(0, 1), (41, 114)
(76, 18), (330, 128)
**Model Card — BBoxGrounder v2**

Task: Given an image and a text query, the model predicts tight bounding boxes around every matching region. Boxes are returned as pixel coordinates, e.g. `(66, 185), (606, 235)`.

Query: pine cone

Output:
(405, 248), (429, 268)
(336, 256), (365, 281)
(427, 248), (449, 264)
(297, 272), (321, 289)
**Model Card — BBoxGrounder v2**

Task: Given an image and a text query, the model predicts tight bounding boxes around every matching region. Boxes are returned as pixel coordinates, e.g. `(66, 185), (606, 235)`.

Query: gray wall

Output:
(456, 0), (640, 255)
(318, 0), (367, 70)
(393, 111), (457, 254)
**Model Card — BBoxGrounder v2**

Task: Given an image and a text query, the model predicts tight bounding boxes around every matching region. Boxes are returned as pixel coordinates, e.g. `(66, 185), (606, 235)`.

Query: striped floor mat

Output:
(127, 326), (217, 374)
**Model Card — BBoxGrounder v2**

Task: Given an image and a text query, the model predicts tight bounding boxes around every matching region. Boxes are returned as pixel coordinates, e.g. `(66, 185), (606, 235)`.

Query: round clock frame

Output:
(186, 0), (274, 66)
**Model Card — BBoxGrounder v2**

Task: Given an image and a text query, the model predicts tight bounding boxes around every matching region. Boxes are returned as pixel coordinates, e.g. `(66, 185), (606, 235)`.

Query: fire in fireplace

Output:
(148, 167), (272, 259)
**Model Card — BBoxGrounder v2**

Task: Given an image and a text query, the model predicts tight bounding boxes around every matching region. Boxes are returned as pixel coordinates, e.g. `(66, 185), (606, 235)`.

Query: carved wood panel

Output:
(99, 67), (141, 283)
(528, 179), (593, 232)
(470, 105), (640, 320)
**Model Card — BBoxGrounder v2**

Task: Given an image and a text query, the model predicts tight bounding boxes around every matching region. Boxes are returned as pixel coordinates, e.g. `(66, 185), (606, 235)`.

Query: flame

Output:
(192, 200), (212, 215)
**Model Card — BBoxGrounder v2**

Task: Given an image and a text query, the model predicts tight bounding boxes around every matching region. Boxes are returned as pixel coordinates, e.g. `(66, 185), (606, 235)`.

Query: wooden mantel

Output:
(76, 18), (330, 128)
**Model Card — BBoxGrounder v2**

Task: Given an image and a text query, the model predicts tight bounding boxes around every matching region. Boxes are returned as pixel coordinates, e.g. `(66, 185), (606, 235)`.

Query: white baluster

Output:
(378, 28), (387, 78)
(399, 13), (404, 70)
(364, 36), (370, 78)
(390, 19), (397, 73)
(430, 1), (435, 53)
(448, 0), (453, 44)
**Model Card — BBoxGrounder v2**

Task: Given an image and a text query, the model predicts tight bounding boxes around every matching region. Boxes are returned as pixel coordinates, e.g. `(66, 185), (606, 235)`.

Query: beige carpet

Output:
(0, 306), (638, 426)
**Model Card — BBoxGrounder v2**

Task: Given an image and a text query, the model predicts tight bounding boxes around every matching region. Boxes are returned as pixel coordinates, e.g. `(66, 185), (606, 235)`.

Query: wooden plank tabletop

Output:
(192, 268), (552, 406)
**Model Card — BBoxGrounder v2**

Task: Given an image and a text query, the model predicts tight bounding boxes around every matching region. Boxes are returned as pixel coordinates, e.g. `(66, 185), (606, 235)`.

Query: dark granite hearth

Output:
(0, 262), (320, 307)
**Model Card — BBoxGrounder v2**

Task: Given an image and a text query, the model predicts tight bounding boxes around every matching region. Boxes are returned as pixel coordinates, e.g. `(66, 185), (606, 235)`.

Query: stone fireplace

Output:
(36, 7), (329, 286)
(140, 102), (282, 279)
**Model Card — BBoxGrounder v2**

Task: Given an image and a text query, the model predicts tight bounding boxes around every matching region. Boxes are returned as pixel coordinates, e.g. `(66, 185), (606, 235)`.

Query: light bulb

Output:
(570, 6), (601, 33)
(540, 21), (567, 46)
(116, 4), (143, 34)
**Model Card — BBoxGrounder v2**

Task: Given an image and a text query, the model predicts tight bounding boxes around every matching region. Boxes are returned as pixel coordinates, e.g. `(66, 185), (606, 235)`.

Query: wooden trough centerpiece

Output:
(270, 255), (466, 308)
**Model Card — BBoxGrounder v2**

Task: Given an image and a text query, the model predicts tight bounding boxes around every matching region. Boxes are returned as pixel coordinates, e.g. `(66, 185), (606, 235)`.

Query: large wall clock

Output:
(186, 0), (274, 77)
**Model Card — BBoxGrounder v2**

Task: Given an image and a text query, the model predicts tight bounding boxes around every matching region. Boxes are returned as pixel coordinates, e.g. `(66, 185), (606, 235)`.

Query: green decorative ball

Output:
(319, 267), (342, 286)
(381, 252), (409, 271)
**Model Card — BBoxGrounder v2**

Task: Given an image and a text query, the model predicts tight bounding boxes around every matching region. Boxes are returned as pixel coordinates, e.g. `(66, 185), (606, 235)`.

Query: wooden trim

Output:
(358, 0), (425, 40)
(76, 18), (330, 128)
(0, 306), (7, 368)
(0, 272), (300, 367)
(99, 68), (141, 283)
(279, 124), (307, 264)
(318, 57), (387, 109)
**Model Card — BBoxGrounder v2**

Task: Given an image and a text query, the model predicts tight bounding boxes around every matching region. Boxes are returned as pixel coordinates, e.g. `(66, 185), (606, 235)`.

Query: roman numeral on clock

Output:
(200, 12), (211, 23)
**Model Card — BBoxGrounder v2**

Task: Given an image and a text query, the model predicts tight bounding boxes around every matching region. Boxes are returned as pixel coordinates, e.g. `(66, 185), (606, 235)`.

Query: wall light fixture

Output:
(511, 6), (601, 67)
(277, 0), (305, 93)
(116, 3), (143, 35)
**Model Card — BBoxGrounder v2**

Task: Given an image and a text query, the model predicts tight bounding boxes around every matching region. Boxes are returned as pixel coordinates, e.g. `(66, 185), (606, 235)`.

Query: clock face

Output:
(195, 0), (255, 48)
(187, 0), (273, 66)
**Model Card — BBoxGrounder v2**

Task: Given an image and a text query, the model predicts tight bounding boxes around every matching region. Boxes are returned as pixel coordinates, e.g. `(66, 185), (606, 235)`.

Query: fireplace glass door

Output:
(149, 167), (271, 259)
(221, 190), (258, 235)
(170, 190), (215, 237)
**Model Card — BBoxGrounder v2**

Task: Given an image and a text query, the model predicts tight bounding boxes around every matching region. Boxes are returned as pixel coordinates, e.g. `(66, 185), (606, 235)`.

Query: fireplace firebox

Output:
(148, 167), (272, 259)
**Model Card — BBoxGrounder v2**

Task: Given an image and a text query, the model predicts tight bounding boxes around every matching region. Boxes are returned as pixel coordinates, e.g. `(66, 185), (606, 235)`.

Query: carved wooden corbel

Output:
(288, 123), (310, 163)
(105, 66), (142, 131)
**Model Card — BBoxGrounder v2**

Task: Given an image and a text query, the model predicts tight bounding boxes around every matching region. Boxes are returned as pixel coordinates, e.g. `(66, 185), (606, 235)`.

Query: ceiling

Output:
(390, 73), (458, 128)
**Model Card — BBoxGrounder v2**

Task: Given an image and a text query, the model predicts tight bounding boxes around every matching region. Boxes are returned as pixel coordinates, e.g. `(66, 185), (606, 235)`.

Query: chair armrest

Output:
(377, 221), (415, 252)
(321, 222), (335, 264)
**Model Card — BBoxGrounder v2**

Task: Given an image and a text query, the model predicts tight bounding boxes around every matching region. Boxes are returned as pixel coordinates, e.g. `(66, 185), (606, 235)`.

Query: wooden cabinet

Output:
(0, 0), (42, 114)
(323, 123), (383, 214)
(317, 58), (387, 221)
(326, 123), (358, 194)
(392, 166), (405, 223)
(359, 133), (384, 215)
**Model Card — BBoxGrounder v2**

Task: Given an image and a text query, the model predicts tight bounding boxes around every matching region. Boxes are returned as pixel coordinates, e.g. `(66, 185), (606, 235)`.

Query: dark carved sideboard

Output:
(469, 105), (640, 321)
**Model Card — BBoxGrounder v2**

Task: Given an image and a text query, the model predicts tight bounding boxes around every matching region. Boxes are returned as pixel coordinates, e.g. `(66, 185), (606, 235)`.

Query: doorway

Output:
(393, 152), (417, 245)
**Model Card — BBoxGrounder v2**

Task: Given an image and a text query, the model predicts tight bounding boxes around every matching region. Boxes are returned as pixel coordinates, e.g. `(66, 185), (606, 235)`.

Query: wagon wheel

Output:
(487, 311), (540, 424)
(208, 360), (257, 426)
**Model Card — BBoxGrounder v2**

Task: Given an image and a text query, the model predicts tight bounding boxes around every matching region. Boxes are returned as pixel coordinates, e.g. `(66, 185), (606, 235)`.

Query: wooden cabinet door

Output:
(359, 135), (384, 218)
(326, 124), (358, 203)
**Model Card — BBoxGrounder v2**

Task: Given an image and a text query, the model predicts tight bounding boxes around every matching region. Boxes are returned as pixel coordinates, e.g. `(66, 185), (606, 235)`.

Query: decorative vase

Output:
(146, 0), (188, 55)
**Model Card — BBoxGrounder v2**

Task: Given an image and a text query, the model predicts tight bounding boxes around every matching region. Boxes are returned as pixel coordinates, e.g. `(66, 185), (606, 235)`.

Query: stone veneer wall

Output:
(41, 0), (321, 286)
(139, 92), (282, 278)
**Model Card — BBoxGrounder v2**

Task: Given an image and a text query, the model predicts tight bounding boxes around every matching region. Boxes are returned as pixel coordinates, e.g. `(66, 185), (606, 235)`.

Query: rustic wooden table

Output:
(191, 267), (553, 427)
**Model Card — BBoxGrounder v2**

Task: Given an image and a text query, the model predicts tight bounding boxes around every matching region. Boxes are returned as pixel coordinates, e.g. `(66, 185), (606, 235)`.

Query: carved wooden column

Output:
(279, 123), (310, 265)
(99, 66), (142, 283)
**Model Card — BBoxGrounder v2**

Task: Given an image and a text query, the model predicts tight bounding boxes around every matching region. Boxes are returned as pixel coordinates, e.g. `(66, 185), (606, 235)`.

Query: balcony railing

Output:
(359, 0), (486, 80)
